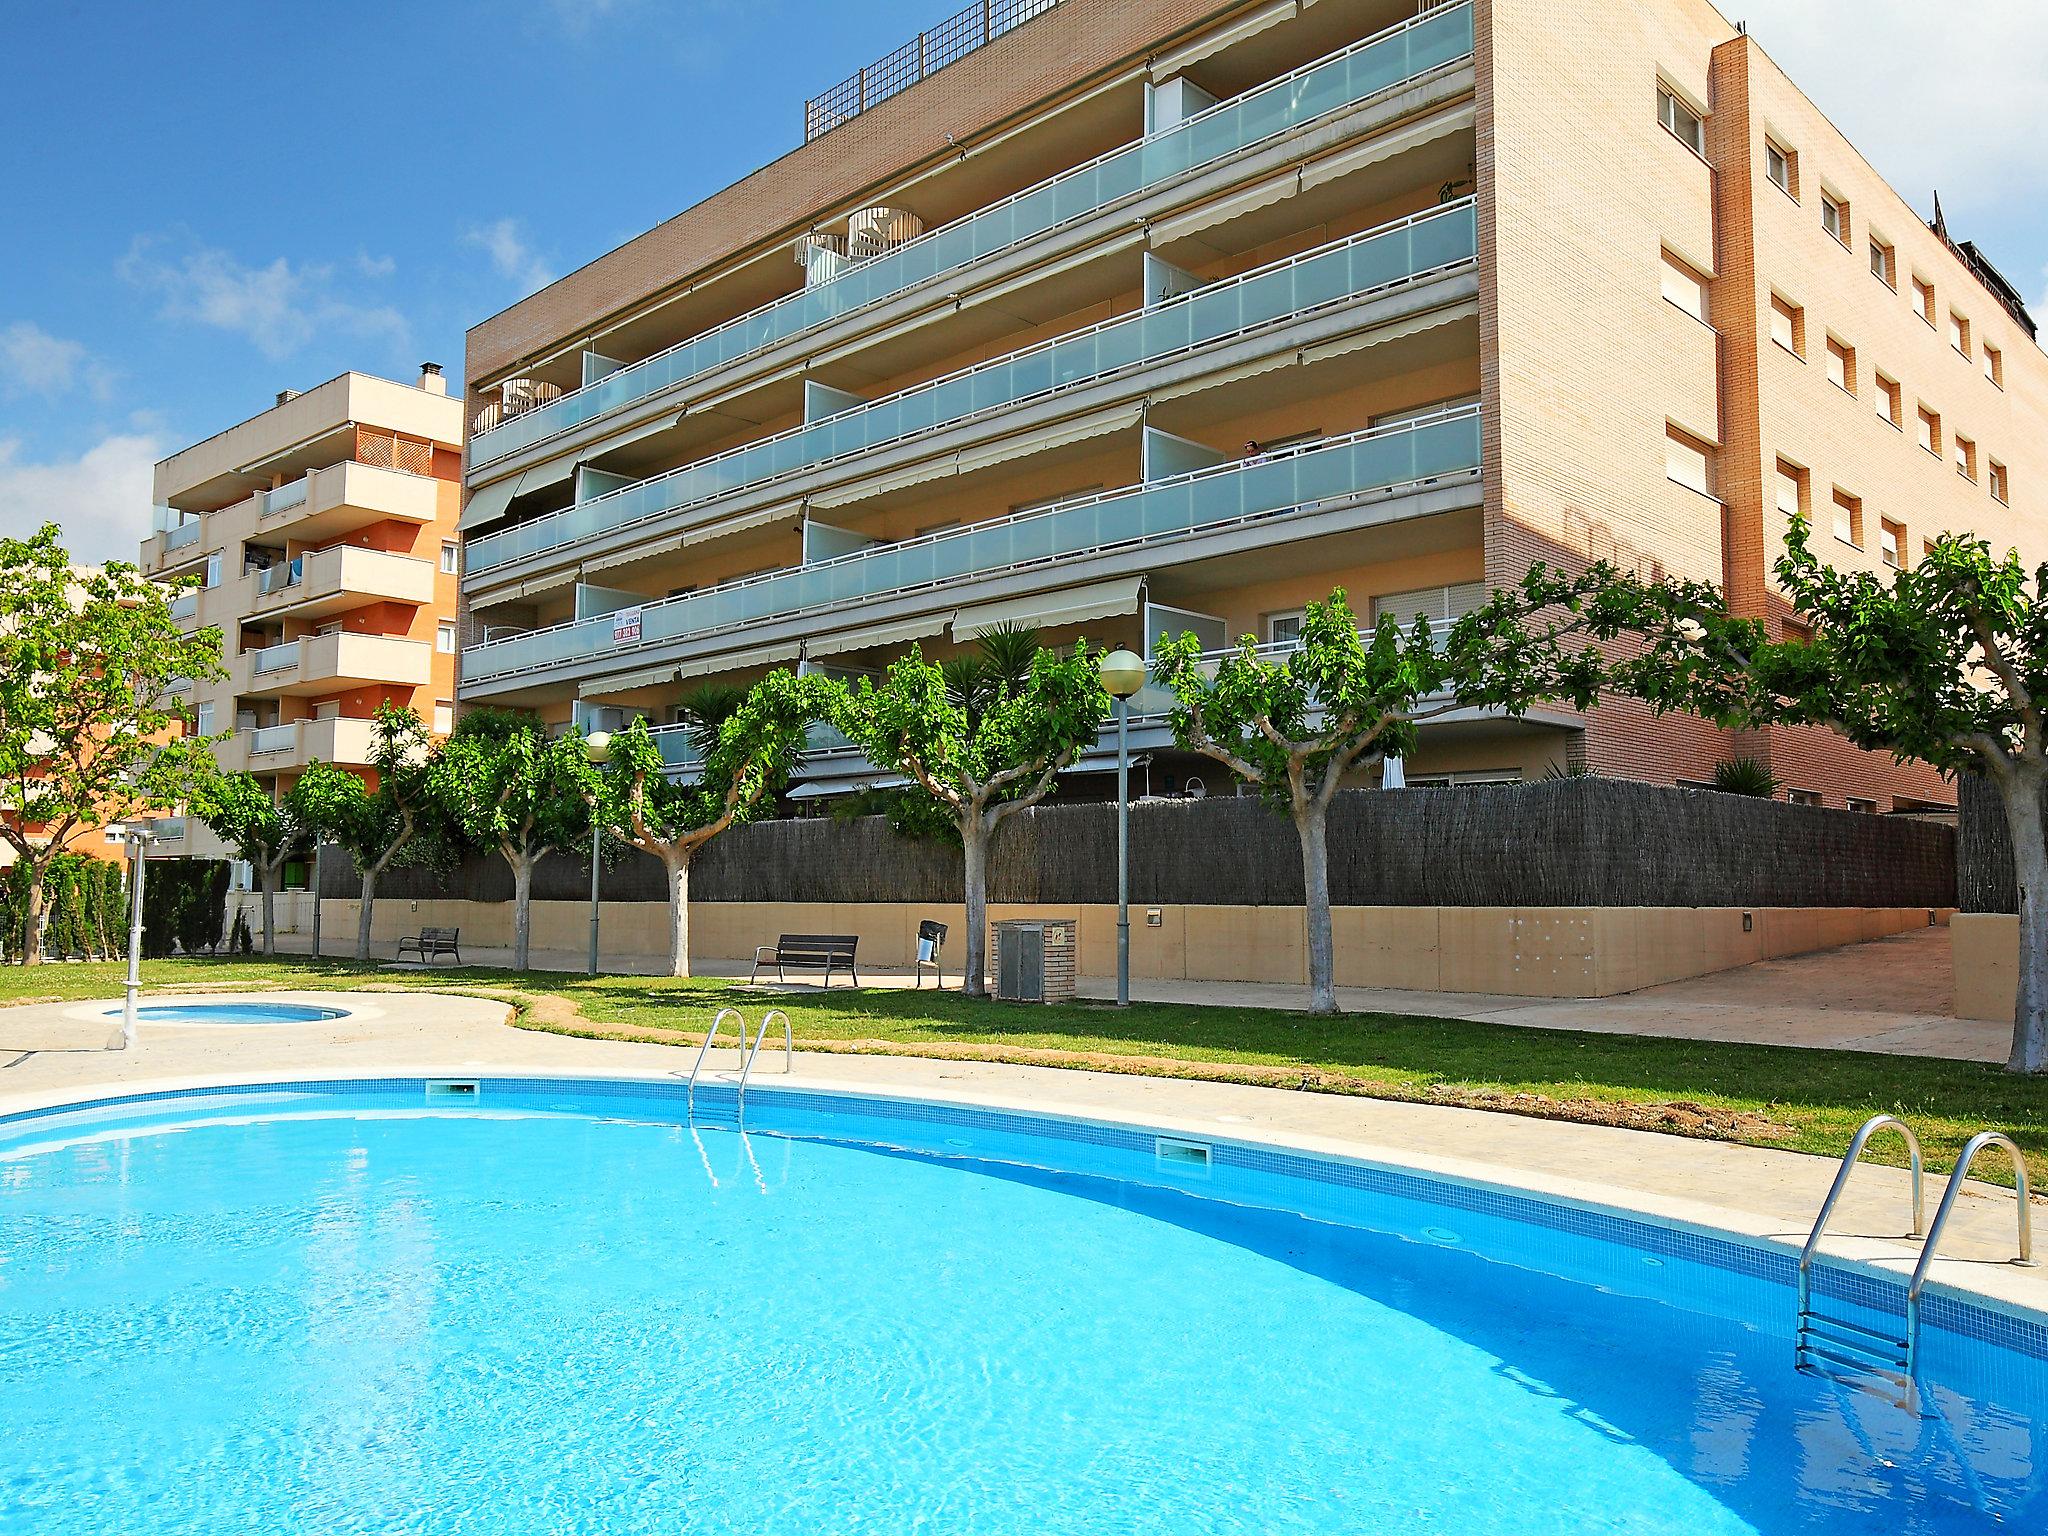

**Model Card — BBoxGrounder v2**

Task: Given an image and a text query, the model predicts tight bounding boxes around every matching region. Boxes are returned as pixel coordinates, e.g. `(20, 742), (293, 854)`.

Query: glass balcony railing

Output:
(250, 722), (300, 755)
(260, 479), (309, 517)
(463, 406), (1481, 685)
(467, 2), (1476, 469)
(252, 640), (300, 675)
(168, 593), (199, 622)
(468, 200), (1478, 576)
(164, 520), (202, 552)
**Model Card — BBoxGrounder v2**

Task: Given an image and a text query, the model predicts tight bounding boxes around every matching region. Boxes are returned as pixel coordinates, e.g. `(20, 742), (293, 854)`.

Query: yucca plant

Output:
(1712, 756), (1780, 798)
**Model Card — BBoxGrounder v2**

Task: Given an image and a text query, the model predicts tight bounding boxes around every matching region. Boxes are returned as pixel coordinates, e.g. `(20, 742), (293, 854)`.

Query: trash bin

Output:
(991, 917), (1077, 1003)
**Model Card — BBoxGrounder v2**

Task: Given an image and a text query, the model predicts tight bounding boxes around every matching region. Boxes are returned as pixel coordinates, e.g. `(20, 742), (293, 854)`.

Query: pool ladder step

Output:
(681, 1008), (791, 1129)
(1796, 1115), (2033, 1403)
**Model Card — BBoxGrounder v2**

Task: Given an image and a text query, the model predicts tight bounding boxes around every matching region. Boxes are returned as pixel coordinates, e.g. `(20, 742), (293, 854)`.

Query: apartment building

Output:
(140, 369), (465, 864)
(455, 0), (2046, 810)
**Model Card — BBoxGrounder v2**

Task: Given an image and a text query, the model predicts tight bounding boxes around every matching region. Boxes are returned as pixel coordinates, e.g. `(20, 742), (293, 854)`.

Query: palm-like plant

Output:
(673, 683), (750, 759)
(1712, 756), (1780, 798)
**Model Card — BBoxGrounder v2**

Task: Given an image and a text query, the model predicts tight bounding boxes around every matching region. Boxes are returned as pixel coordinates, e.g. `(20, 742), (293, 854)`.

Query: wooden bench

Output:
(396, 926), (463, 966)
(751, 933), (860, 987)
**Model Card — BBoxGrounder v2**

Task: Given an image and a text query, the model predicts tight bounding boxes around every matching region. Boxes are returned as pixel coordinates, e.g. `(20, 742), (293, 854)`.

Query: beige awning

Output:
(1150, 0), (1296, 77)
(953, 404), (1142, 479)
(1300, 109), (1474, 195)
(581, 502), (798, 577)
(953, 575), (1144, 639)
(456, 477), (517, 533)
(807, 455), (956, 510)
(1149, 172), (1299, 247)
(805, 612), (954, 660)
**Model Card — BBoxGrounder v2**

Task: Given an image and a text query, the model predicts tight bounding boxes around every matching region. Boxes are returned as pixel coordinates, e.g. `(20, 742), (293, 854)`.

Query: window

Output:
(194, 702), (215, 738)
(1766, 138), (1797, 197)
(1948, 311), (1971, 358)
(1372, 582), (1488, 629)
(1769, 293), (1804, 356)
(1954, 433), (1977, 482)
(1912, 274), (1936, 326)
(1775, 458), (1809, 519)
(1869, 236), (1896, 289)
(1984, 342), (2004, 389)
(439, 540), (459, 574)
(432, 703), (454, 735)
(1990, 459), (2009, 504)
(1875, 372), (1903, 428)
(1664, 424), (1716, 496)
(1847, 797), (1878, 814)
(436, 621), (457, 654)
(1820, 191), (1849, 247)
(1787, 788), (1823, 807)
(1825, 335), (1855, 395)
(1658, 85), (1706, 154)
(1879, 518), (1904, 568)
(1917, 404), (1941, 457)
(1266, 610), (1305, 645)
(1660, 248), (1709, 321)
(1832, 487), (1863, 547)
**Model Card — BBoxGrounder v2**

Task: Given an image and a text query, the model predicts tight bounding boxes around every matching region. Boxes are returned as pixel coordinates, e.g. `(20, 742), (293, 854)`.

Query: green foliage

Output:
(430, 708), (589, 865)
(186, 761), (329, 881)
(231, 908), (252, 955)
(0, 855), (124, 961)
(670, 684), (750, 761)
(1712, 757), (1780, 798)
(139, 858), (228, 959)
(830, 785), (962, 845)
(321, 705), (448, 882)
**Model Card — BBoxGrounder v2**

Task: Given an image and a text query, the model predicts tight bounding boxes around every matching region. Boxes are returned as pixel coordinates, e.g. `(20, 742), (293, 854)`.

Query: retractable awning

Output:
(805, 612), (954, 660)
(576, 639), (803, 696)
(952, 575), (1144, 639)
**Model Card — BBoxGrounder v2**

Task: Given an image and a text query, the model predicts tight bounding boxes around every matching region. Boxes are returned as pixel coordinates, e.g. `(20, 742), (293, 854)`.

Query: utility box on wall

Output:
(992, 918), (1077, 1003)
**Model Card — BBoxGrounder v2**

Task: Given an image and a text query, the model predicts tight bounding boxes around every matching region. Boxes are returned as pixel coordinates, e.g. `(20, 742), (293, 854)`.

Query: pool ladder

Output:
(683, 1008), (791, 1127)
(1796, 1114), (2033, 1401)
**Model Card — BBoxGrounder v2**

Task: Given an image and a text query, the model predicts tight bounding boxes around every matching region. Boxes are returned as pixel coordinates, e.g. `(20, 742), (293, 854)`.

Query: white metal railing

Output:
(249, 722), (300, 755)
(473, 4), (1475, 469)
(251, 640), (301, 674)
(468, 199), (1478, 574)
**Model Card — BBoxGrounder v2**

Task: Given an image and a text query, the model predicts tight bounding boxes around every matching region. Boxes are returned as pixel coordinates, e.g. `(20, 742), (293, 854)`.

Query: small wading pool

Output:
(99, 1001), (349, 1026)
(2, 1078), (2043, 1535)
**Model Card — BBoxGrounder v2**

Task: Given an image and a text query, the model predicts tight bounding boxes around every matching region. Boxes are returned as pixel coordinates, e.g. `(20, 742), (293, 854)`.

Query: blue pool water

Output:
(1, 1081), (2042, 1535)
(102, 1002), (348, 1025)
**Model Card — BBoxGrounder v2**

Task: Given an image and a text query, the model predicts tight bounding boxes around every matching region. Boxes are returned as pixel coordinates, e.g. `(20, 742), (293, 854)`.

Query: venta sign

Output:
(611, 606), (643, 645)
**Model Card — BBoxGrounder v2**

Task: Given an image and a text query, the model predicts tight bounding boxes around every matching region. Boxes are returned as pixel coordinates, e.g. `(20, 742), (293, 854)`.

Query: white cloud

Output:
(1748, 2), (2048, 210)
(0, 322), (112, 400)
(119, 234), (410, 361)
(467, 218), (556, 296)
(0, 432), (167, 567)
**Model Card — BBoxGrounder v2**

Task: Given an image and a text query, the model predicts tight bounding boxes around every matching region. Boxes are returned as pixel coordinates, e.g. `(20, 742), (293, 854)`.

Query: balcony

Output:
(468, 200), (1478, 578)
(467, 3), (1476, 470)
(143, 509), (209, 575)
(168, 592), (199, 624)
(252, 546), (436, 620)
(240, 715), (381, 771)
(276, 460), (440, 543)
(242, 631), (433, 696)
(463, 407), (1481, 690)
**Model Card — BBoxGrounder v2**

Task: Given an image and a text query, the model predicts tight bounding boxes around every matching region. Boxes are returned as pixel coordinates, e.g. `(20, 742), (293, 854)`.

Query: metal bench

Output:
(750, 933), (860, 987)
(396, 926), (463, 966)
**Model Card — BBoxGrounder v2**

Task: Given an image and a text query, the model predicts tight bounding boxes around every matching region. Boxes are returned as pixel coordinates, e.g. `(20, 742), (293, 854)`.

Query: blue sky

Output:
(3, 0), (2045, 565)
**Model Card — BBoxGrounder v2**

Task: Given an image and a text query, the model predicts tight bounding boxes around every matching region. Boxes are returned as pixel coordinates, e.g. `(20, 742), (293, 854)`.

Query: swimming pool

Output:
(98, 1001), (350, 1026)
(2, 1078), (2041, 1534)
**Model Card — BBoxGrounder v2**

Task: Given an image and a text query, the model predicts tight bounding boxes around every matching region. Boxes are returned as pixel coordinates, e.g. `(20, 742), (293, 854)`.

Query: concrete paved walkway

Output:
(1, 989), (2039, 1318)
(266, 924), (2008, 1062)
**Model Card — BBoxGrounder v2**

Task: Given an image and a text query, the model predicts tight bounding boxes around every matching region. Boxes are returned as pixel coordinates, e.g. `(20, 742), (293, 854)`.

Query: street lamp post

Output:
(310, 837), (327, 959)
(585, 731), (612, 976)
(119, 822), (159, 1050)
(1096, 649), (1146, 1008)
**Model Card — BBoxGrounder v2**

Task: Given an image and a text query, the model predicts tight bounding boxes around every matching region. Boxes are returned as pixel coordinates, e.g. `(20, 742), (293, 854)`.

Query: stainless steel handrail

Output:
(1798, 1113), (1926, 1322)
(735, 1008), (793, 1125)
(1906, 1131), (2036, 1372)
(687, 1006), (746, 1114)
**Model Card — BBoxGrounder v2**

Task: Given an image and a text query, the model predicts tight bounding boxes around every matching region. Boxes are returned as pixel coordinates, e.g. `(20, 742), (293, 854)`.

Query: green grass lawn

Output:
(5, 955), (2044, 1189)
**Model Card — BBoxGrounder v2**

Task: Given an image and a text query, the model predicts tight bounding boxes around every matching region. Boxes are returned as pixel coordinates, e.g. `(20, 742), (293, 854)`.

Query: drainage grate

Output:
(425, 1079), (481, 1101)
(1155, 1136), (1212, 1175)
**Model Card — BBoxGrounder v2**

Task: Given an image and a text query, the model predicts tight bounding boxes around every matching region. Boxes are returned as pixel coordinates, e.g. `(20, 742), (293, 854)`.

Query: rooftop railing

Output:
(468, 3), (1475, 469)
(804, 0), (1063, 142)
(467, 198), (1478, 576)
(462, 406), (1481, 685)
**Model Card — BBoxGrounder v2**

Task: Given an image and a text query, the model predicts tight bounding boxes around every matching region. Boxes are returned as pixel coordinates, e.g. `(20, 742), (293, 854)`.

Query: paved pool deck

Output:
(2, 986), (2039, 1322)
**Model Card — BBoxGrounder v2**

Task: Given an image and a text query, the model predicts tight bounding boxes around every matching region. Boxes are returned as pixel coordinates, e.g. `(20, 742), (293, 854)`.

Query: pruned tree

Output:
(831, 632), (1107, 997)
(186, 758), (356, 954)
(317, 705), (444, 961)
(589, 670), (826, 977)
(1611, 516), (2048, 1073)
(0, 523), (224, 964)
(429, 708), (589, 971)
(1157, 578), (1614, 1015)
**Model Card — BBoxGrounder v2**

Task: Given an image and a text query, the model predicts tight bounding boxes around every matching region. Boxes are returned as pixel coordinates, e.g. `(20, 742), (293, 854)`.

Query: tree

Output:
(832, 633), (1107, 998)
(1157, 578), (1612, 1015)
(429, 708), (589, 971)
(0, 523), (224, 964)
(320, 705), (444, 961)
(589, 671), (825, 977)
(186, 759), (356, 955)
(1611, 516), (2048, 1073)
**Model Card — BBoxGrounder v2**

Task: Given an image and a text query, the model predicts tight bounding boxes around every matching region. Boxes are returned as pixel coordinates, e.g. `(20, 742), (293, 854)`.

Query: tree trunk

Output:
(510, 852), (534, 972)
(2003, 773), (2048, 1073)
(1295, 801), (1337, 1015)
(20, 872), (46, 967)
(356, 867), (378, 962)
(260, 861), (281, 956)
(664, 850), (692, 979)
(961, 817), (990, 998)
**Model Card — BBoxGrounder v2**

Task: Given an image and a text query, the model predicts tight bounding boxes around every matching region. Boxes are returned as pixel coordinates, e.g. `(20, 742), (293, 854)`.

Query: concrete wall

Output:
(1952, 913), (2018, 1022)
(322, 896), (1940, 997)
